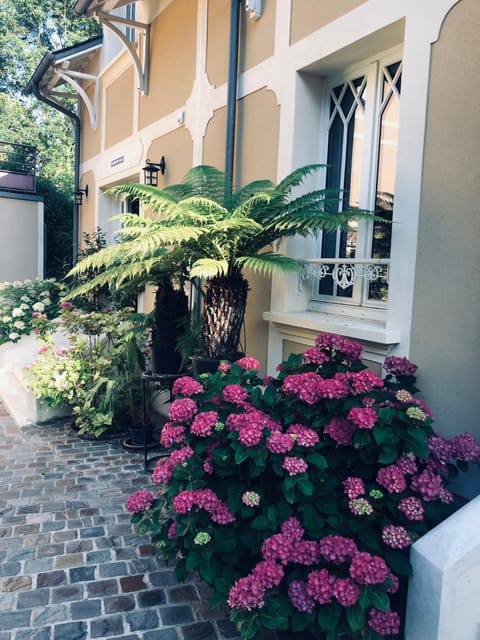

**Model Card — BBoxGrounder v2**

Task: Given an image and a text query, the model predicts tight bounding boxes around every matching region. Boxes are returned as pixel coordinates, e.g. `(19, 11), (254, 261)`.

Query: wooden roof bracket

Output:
(96, 10), (151, 95)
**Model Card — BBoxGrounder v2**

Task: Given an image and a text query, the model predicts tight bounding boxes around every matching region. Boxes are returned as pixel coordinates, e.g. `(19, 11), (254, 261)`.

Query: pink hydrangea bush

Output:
(128, 335), (480, 639)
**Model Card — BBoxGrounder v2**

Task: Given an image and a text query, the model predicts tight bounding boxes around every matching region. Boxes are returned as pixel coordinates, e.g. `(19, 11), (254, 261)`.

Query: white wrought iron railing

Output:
(298, 258), (390, 294)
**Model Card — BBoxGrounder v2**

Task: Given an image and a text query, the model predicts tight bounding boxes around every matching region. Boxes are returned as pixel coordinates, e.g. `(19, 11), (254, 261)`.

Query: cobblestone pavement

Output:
(0, 402), (241, 640)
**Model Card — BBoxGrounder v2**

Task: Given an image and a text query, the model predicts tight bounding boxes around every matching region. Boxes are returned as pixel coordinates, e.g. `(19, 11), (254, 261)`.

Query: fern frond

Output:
(235, 253), (301, 276)
(190, 258), (229, 279)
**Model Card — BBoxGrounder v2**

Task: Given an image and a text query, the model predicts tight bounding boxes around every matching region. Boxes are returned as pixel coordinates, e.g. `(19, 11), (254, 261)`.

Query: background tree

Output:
(0, 0), (100, 277)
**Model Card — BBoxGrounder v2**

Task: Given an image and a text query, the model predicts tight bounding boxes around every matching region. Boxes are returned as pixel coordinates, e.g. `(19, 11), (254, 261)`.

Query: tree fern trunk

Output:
(202, 274), (249, 359)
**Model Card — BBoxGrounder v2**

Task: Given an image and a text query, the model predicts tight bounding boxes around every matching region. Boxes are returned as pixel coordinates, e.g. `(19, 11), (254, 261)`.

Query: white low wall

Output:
(405, 495), (480, 639)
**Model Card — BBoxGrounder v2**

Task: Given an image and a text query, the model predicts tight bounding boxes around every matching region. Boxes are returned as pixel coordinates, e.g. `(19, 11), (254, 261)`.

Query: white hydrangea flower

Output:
(13, 320), (25, 330)
(2, 316), (10, 323)
(21, 295), (30, 303)
(12, 308), (24, 318)
(8, 332), (20, 341)
(33, 302), (45, 312)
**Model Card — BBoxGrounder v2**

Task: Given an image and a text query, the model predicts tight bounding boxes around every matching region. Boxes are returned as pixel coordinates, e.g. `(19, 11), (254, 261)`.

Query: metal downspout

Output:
(225, 0), (241, 199)
(30, 77), (81, 266)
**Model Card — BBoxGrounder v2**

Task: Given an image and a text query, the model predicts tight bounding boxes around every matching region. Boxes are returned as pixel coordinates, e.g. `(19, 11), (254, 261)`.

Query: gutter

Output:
(225, 0), (241, 199)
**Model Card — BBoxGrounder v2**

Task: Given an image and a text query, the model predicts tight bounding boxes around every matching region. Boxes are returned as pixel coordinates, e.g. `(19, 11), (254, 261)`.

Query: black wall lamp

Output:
(142, 156), (166, 186)
(74, 185), (88, 205)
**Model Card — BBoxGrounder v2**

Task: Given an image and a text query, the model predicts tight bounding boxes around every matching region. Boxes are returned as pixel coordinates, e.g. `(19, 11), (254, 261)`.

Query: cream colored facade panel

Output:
(0, 196), (43, 282)
(240, 0), (276, 73)
(206, 0), (229, 87)
(411, 0), (480, 438)
(78, 170), (96, 242)
(147, 128), (194, 186)
(290, 0), (368, 44)
(81, 83), (102, 162)
(139, 0), (197, 128)
(105, 66), (134, 149)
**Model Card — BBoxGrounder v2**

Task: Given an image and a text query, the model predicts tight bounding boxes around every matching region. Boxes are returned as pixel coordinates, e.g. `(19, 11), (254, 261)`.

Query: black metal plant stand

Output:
(142, 371), (184, 469)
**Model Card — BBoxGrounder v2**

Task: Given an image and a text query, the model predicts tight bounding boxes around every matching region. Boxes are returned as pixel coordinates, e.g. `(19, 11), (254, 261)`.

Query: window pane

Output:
(319, 76), (365, 298)
(369, 62), (401, 301)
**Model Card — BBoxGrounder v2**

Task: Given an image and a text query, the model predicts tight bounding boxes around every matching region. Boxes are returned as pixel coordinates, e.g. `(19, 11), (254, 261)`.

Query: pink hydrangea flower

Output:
(282, 372), (323, 405)
(152, 457), (174, 484)
(410, 468), (443, 501)
(383, 355), (417, 377)
(395, 389), (414, 403)
(398, 496), (424, 521)
(349, 498), (373, 516)
(318, 535), (358, 564)
(349, 552), (389, 585)
(170, 446), (194, 466)
(382, 525), (412, 549)
(318, 374), (351, 400)
(222, 384), (249, 405)
(261, 533), (292, 565)
(160, 423), (186, 448)
(324, 417), (355, 445)
(333, 578), (360, 607)
(60, 301), (74, 309)
(315, 333), (364, 362)
(217, 362), (231, 373)
(286, 424), (319, 447)
(302, 347), (330, 366)
(252, 560), (284, 588)
(289, 540), (320, 565)
(190, 411), (219, 437)
(127, 490), (154, 513)
(386, 570), (399, 594)
(169, 398), (198, 423)
(266, 432), (294, 454)
(167, 521), (177, 539)
(235, 356), (260, 370)
(306, 568), (336, 604)
(282, 456), (308, 476)
(280, 517), (304, 542)
(343, 477), (365, 499)
(171, 376), (204, 397)
(349, 369), (384, 393)
(227, 575), (265, 611)
(172, 490), (197, 514)
(288, 580), (315, 613)
(347, 407), (378, 429)
(450, 432), (480, 462)
(439, 487), (454, 504)
(238, 424), (263, 447)
(396, 454), (418, 475)
(368, 608), (401, 635)
(376, 465), (407, 494)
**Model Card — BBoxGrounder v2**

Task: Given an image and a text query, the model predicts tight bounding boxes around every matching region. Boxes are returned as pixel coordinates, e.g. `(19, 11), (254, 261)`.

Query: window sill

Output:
(263, 310), (400, 345)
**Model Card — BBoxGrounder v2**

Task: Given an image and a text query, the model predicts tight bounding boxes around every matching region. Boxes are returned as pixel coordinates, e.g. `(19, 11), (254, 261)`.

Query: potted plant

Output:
(68, 165), (373, 369)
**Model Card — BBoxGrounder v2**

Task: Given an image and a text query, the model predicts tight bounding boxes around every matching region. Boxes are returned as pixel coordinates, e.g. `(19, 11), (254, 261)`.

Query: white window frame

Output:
(308, 47), (403, 319)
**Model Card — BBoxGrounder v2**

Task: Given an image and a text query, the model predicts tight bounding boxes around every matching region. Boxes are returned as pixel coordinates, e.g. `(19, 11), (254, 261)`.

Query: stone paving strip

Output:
(0, 401), (243, 640)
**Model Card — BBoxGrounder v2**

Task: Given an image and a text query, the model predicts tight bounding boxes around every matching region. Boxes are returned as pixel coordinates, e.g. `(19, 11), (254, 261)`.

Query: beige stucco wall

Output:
(78, 171), (96, 241)
(410, 0), (480, 438)
(81, 82), (102, 162)
(139, 0), (197, 129)
(290, 0), (368, 44)
(147, 128), (194, 186)
(0, 195), (43, 282)
(207, 0), (275, 87)
(105, 66), (134, 149)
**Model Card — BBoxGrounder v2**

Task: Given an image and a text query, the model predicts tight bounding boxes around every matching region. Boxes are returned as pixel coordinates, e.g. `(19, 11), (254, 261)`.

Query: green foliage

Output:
(24, 304), (147, 437)
(0, 278), (62, 346)
(127, 335), (478, 638)
(68, 165), (376, 359)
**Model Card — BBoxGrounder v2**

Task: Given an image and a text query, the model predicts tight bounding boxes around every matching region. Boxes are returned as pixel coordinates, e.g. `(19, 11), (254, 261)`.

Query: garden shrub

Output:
(0, 278), (61, 345)
(129, 334), (479, 637)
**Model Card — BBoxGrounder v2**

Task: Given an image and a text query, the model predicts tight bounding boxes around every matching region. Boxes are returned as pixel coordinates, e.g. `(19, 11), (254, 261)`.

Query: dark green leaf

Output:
(346, 605), (366, 633)
(307, 452), (328, 469)
(371, 588), (390, 612)
(317, 603), (341, 631)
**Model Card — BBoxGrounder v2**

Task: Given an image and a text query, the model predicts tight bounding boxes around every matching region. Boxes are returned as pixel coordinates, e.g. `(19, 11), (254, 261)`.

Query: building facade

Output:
(32, 0), (480, 445)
